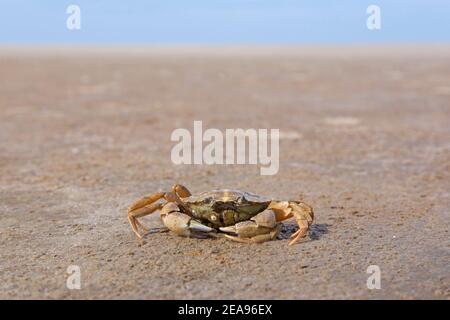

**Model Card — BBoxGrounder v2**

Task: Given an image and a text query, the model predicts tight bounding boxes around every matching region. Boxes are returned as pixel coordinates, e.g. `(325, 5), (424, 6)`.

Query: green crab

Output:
(127, 184), (314, 245)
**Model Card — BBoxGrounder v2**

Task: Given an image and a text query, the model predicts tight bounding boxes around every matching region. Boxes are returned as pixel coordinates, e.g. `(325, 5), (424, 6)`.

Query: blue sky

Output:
(0, 0), (449, 44)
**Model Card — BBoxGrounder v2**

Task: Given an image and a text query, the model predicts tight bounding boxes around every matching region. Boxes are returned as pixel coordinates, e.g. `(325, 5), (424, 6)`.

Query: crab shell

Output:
(182, 189), (272, 228)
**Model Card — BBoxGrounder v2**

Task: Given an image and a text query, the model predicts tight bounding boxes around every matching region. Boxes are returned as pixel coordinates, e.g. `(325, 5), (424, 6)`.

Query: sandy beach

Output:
(0, 47), (449, 299)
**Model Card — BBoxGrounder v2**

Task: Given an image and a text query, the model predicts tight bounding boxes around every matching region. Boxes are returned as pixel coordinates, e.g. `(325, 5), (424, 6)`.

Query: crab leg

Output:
(128, 203), (163, 238)
(127, 184), (193, 239)
(128, 192), (166, 238)
(128, 192), (165, 213)
(269, 201), (314, 245)
(288, 202), (314, 245)
(172, 184), (192, 198)
(128, 184), (190, 212)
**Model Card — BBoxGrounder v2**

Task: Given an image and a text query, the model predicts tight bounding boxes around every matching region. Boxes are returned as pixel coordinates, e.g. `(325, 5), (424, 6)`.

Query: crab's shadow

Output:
(279, 223), (330, 241)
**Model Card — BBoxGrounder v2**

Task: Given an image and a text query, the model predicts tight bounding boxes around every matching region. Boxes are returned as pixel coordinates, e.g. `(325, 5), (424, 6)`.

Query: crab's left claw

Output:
(160, 203), (215, 238)
(220, 210), (281, 243)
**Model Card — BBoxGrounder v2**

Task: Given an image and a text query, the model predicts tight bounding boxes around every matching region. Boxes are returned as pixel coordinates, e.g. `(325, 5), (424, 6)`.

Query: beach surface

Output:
(0, 47), (449, 299)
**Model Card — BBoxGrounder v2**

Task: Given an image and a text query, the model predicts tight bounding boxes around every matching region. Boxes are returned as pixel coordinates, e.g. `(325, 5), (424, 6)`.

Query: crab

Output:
(127, 184), (314, 245)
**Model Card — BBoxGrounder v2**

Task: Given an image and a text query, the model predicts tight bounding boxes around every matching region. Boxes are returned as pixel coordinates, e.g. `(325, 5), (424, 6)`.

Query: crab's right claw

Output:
(160, 203), (215, 238)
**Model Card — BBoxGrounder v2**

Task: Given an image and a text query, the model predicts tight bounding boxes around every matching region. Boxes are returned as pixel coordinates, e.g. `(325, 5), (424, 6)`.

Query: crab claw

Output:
(160, 203), (215, 238)
(219, 225), (237, 234)
(220, 210), (277, 235)
(220, 220), (269, 237)
(220, 221), (281, 243)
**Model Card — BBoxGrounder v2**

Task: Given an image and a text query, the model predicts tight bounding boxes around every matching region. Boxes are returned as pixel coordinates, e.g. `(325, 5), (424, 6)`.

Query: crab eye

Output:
(210, 215), (217, 221)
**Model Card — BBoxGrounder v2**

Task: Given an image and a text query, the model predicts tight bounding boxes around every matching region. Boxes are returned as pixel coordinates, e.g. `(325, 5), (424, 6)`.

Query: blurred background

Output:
(1, 0), (450, 44)
(1, 1), (449, 299)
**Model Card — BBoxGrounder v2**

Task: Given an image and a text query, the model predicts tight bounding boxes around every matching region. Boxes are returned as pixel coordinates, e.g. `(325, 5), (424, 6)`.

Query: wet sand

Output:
(0, 47), (449, 299)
